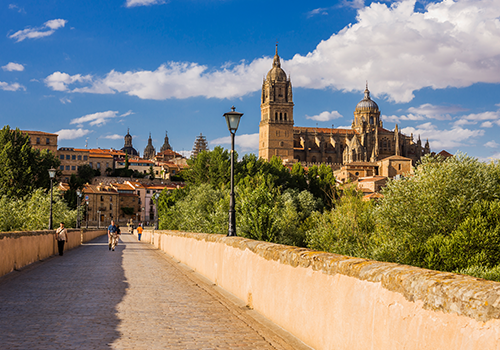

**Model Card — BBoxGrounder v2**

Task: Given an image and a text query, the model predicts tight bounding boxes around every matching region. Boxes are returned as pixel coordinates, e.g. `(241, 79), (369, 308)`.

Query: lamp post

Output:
(142, 207), (145, 228)
(223, 106), (243, 236)
(76, 189), (82, 229)
(48, 168), (56, 230)
(85, 201), (89, 229)
(97, 210), (101, 229)
(153, 192), (160, 230)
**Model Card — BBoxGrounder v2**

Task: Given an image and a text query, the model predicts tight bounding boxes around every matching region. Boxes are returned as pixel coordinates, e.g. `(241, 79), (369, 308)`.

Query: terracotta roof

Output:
(73, 148), (90, 152)
(89, 154), (113, 159)
(111, 183), (135, 191)
(362, 192), (384, 201)
(58, 182), (70, 191)
(358, 176), (387, 182)
(438, 150), (453, 158)
(83, 184), (118, 194)
(126, 181), (146, 189)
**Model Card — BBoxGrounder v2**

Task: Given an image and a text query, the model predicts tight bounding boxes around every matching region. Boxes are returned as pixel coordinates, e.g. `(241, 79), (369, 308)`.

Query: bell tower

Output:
(259, 45), (294, 161)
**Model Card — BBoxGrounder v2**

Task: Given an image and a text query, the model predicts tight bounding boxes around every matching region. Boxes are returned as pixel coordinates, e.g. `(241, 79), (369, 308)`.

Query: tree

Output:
(374, 153), (500, 267)
(148, 165), (155, 179)
(0, 126), (60, 198)
(183, 146), (232, 188)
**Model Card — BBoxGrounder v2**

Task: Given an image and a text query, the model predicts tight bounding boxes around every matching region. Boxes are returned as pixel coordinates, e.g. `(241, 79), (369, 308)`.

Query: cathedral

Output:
(259, 46), (431, 177)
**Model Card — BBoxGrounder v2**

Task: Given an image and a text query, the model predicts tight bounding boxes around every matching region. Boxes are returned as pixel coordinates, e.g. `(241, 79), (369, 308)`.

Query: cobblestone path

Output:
(0, 233), (301, 350)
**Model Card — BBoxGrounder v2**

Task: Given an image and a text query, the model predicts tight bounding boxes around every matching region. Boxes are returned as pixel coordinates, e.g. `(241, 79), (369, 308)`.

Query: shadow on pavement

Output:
(0, 234), (128, 349)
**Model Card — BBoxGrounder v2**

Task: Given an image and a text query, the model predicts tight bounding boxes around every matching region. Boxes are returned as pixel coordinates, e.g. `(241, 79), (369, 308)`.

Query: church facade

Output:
(259, 46), (431, 171)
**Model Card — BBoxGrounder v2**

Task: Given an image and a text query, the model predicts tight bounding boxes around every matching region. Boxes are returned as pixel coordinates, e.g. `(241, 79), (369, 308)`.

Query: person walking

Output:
(55, 222), (68, 256)
(137, 224), (143, 241)
(108, 220), (118, 251)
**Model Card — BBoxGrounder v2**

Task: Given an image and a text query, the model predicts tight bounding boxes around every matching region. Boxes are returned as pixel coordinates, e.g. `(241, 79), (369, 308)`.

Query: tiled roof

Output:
(379, 155), (412, 161)
(438, 150), (453, 158)
(358, 176), (387, 182)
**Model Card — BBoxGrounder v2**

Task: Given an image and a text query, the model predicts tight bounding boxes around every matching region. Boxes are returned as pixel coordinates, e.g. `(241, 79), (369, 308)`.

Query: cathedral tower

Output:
(143, 133), (156, 160)
(259, 45), (294, 161)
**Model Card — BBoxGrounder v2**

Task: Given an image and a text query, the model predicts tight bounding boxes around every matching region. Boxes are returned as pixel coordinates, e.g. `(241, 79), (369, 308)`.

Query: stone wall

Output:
(0, 229), (106, 278)
(137, 230), (500, 350)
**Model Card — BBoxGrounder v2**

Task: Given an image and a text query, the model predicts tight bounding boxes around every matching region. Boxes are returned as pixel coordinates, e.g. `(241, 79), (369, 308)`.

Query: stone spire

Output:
(143, 133), (156, 160)
(160, 131), (172, 152)
(395, 124), (400, 156)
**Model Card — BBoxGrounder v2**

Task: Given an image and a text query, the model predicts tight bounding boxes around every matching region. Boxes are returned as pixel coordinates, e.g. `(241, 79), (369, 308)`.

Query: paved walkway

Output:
(0, 233), (301, 350)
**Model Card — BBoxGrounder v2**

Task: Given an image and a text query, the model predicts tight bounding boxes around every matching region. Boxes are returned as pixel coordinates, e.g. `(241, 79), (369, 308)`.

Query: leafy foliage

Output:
(0, 189), (77, 232)
(0, 126), (60, 198)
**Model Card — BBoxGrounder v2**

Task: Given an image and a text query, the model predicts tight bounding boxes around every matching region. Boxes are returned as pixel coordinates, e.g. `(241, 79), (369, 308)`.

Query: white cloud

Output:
(125, 0), (166, 7)
(44, 72), (93, 92)
(0, 81), (25, 91)
(407, 103), (465, 120)
(178, 150), (192, 158)
(70, 110), (130, 127)
(56, 128), (91, 140)
(9, 4), (25, 13)
(59, 97), (71, 104)
(307, 7), (330, 18)
(453, 110), (500, 127)
(401, 122), (484, 150)
(9, 19), (67, 42)
(44, 0), (500, 103)
(306, 110), (343, 121)
(210, 133), (259, 152)
(103, 134), (122, 140)
(2, 62), (24, 72)
(342, 0), (365, 10)
(484, 140), (499, 148)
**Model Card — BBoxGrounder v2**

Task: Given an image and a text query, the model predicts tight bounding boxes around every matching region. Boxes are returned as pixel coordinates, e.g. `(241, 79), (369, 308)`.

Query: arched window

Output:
(275, 112), (278, 120)
(280, 112), (283, 121)
(370, 116), (374, 124)
(284, 113), (287, 121)
(327, 157), (332, 163)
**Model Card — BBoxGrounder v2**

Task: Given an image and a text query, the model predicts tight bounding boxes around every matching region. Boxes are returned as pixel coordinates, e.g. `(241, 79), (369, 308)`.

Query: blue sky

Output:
(1, 0), (500, 160)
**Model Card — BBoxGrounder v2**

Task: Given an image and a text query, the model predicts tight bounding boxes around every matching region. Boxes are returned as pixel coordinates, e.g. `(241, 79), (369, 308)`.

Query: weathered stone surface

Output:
(160, 230), (500, 322)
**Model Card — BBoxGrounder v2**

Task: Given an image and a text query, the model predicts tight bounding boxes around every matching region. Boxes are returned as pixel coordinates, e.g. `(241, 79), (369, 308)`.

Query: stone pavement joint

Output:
(0, 233), (310, 350)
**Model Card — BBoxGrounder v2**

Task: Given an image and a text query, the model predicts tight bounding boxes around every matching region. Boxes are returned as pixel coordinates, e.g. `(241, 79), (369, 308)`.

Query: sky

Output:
(1, 0), (500, 161)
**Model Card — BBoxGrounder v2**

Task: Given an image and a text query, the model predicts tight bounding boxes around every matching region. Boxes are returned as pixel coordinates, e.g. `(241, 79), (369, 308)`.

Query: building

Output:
(143, 133), (156, 160)
(160, 131), (172, 152)
(22, 130), (58, 153)
(121, 129), (139, 157)
(192, 133), (208, 158)
(57, 147), (90, 180)
(258, 46), (431, 175)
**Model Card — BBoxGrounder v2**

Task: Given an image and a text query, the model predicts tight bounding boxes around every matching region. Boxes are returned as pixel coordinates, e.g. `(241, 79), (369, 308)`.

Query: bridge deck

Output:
(0, 233), (298, 349)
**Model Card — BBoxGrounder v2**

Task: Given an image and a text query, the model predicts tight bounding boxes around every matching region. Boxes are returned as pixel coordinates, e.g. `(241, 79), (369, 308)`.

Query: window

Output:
(46, 138), (50, 144)
(101, 196), (104, 201)
(284, 113), (287, 121)
(146, 190), (150, 194)
(110, 204), (112, 210)
(83, 156), (88, 161)
(77, 155), (82, 160)
(60, 165), (64, 170)
(355, 172), (360, 176)
(97, 162), (101, 169)
(36, 137), (40, 144)
(72, 155), (76, 160)
(110, 197), (112, 202)
(65, 166), (70, 170)
(66, 155), (70, 160)
(398, 164), (401, 170)
(137, 191), (140, 196)
(311, 156), (317, 163)
(155, 171), (158, 175)
(59, 155), (64, 160)
(71, 166), (76, 170)
(89, 162), (93, 168)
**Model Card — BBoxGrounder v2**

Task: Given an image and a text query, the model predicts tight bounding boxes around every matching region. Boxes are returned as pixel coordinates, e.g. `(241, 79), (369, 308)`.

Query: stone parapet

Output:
(138, 229), (500, 350)
(0, 229), (106, 278)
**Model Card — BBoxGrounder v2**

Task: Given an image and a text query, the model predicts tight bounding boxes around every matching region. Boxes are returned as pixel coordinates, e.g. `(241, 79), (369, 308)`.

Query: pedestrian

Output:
(108, 220), (118, 251)
(55, 222), (68, 256)
(137, 224), (143, 241)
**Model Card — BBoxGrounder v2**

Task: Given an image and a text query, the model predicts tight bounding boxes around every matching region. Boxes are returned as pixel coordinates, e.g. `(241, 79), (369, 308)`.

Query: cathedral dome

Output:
(355, 85), (379, 111)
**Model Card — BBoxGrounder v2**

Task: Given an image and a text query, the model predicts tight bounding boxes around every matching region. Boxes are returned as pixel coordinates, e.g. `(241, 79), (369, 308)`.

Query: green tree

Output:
(307, 163), (337, 209)
(374, 153), (500, 267)
(148, 165), (155, 179)
(183, 146), (232, 188)
(0, 126), (60, 198)
(306, 187), (375, 258)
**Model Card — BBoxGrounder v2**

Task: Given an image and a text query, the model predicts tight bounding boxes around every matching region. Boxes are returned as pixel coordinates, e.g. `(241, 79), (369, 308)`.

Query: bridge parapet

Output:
(139, 229), (500, 350)
(0, 229), (106, 277)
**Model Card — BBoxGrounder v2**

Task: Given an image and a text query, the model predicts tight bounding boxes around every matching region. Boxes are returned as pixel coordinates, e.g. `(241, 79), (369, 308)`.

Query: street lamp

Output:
(48, 168), (56, 230)
(97, 210), (101, 229)
(85, 201), (89, 229)
(223, 106), (243, 236)
(153, 192), (160, 230)
(142, 207), (145, 228)
(76, 189), (82, 229)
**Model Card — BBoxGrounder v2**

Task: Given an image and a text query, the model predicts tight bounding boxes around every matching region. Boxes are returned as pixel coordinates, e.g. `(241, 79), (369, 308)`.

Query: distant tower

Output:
(121, 128), (139, 157)
(192, 133), (209, 158)
(259, 44), (294, 161)
(160, 131), (173, 152)
(143, 133), (156, 160)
